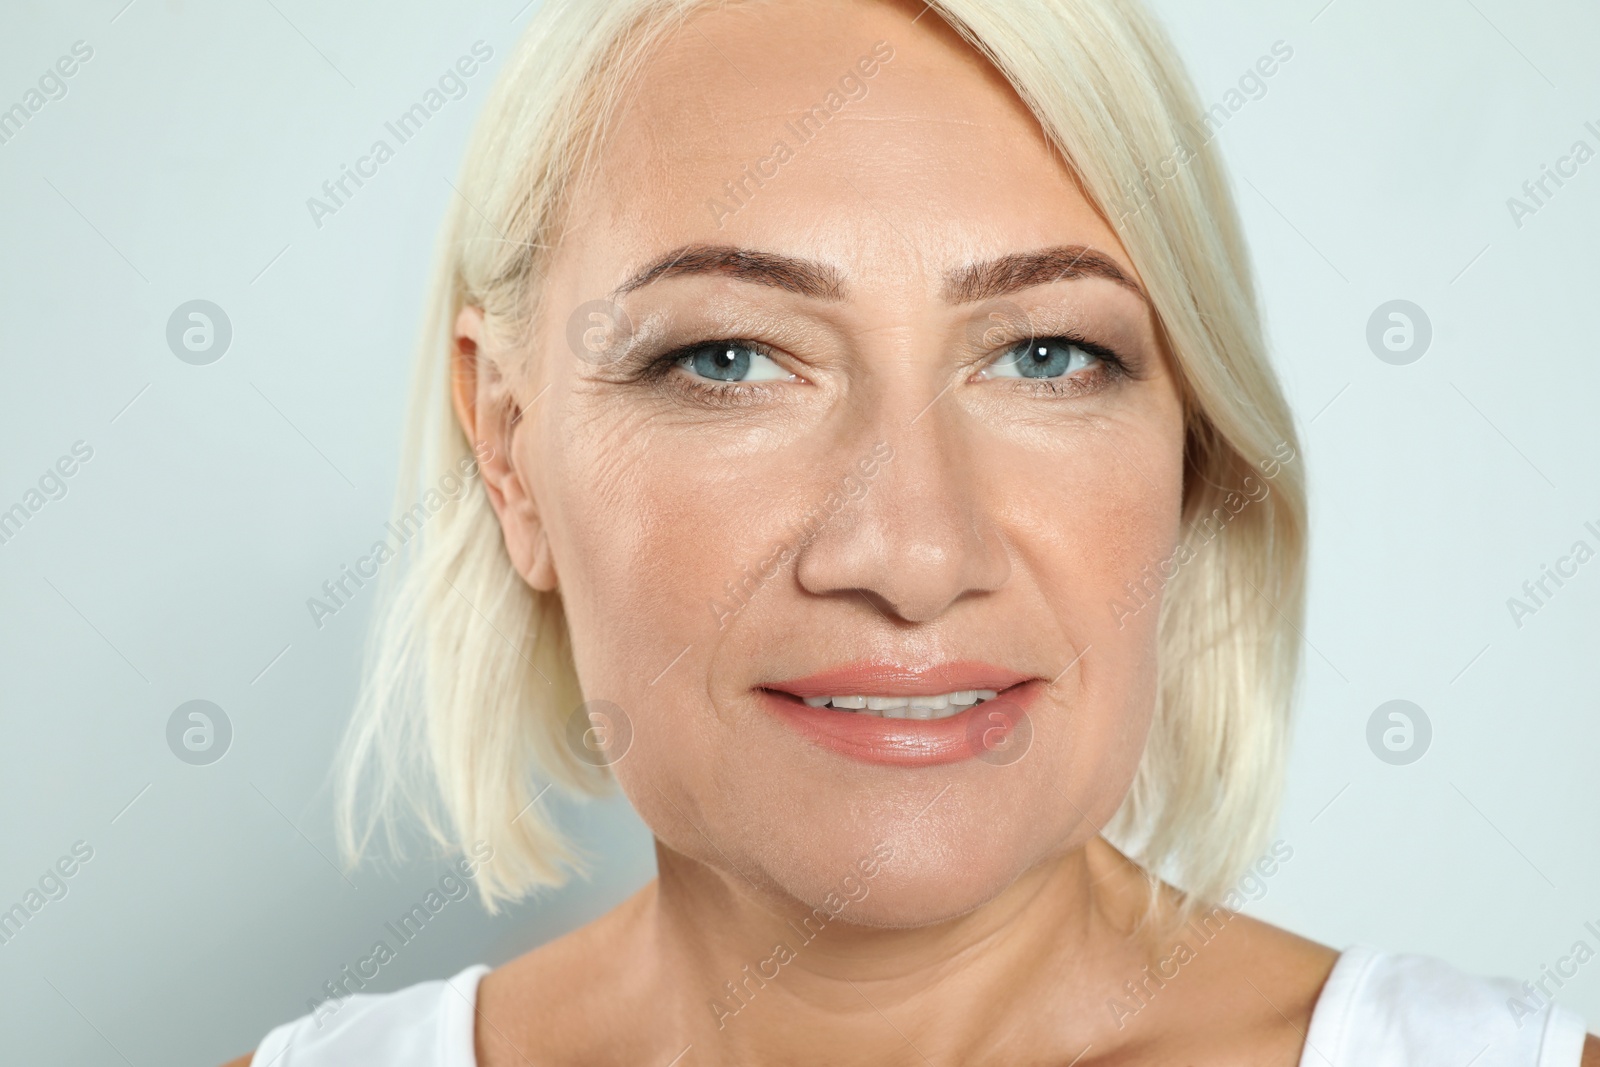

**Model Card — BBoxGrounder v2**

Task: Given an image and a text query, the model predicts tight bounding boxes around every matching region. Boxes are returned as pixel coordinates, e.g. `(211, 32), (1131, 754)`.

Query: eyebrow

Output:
(613, 244), (846, 301)
(942, 245), (1149, 305)
(611, 242), (1147, 306)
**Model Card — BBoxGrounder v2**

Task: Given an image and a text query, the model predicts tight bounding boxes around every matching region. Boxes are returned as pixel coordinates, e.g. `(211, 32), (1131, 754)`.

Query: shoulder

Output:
(1091, 872), (1340, 1065)
(1131, 909), (1340, 1061)
(234, 964), (488, 1067)
(1306, 944), (1591, 1066)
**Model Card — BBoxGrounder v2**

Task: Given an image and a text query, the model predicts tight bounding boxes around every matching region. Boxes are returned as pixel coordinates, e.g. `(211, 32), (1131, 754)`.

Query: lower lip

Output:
(759, 682), (1040, 767)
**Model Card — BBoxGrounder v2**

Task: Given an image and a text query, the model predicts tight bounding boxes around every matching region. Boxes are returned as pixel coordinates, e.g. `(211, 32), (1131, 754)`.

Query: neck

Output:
(645, 836), (1160, 1065)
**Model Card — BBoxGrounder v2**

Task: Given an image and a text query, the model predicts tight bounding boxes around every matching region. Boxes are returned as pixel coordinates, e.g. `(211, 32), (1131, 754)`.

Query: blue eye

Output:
(986, 338), (1100, 379)
(676, 342), (792, 383)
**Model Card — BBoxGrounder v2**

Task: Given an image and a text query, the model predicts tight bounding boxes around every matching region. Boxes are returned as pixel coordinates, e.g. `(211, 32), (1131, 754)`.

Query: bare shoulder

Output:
(1077, 840), (1339, 1062)
(1206, 914), (1338, 1064)
(474, 883), (661, 1067)
(1211, 909), (1342, 991)
(1584, 1034), (1600, 1067)
(1113, 894), (1340, 1065)
(1194, 908), (1341, 1024)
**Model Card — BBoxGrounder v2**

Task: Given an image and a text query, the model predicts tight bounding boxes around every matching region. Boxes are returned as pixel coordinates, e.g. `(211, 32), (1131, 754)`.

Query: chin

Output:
(750, 789), (1091, 931)
(820, 865), (1028, 930)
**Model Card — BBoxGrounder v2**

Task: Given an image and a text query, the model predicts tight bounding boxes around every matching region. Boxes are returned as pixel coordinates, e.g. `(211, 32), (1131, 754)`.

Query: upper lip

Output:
(764, 660), (1035, 699)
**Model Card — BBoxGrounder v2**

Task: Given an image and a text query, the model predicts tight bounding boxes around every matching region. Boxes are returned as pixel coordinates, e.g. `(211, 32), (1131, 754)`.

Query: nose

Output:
(793, 417), (1011, 624)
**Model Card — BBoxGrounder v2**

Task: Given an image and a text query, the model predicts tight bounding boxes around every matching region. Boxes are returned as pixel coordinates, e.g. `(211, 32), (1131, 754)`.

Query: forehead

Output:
(559, 0), (1126, 290)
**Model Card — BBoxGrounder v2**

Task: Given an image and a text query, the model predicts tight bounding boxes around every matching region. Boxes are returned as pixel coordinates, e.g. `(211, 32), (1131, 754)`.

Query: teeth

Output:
(799, 689), (1005, 720)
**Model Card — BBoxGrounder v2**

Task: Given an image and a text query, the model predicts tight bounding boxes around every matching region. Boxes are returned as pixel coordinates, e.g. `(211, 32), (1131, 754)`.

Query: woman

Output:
(232, 0), (1596, 1062)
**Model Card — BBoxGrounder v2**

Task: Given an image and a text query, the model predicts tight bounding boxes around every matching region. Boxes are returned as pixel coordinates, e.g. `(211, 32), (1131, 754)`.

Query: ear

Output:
(451, 305), (559, 592)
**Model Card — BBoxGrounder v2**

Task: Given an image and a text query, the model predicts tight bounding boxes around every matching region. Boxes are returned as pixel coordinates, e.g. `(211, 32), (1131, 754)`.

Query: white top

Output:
(1302, 945), (1586, 1066)
(251, 945), (1588, 1066)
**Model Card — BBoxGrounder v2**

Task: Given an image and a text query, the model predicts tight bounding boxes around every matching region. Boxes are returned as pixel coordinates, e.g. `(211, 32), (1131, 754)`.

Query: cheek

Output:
(529, 391), (774, 719)
(998, 404), (1186, 643)
(988, 405), (1185, 798)
(530, 406), (813, 870)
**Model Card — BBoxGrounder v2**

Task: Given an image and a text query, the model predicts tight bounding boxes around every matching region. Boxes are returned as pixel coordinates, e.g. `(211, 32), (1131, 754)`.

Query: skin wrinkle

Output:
(449, 2), (1339, 1065)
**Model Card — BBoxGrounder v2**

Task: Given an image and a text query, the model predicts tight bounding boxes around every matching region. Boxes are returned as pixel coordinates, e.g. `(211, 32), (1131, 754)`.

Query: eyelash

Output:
(995, 335), (1132, 398)
(642, 333), (1133, 402)
(643, 338), (793, 406)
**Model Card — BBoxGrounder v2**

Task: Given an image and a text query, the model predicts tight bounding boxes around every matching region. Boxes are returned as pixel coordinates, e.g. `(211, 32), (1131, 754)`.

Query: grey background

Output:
(0, 0), (1595, 1062)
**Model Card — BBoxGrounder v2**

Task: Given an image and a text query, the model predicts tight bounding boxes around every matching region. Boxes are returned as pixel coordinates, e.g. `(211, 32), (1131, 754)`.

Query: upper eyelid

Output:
(673, 338), (780, 360)
(987, 333), (1127, 370)
(653, 331), (1128, 383)
(667, 339), (800, 385)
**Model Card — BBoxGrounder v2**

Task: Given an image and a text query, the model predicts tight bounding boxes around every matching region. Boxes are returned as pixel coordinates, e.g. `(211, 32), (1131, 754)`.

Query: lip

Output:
(766, 660), (1033, 699)
(760, 661), (1039, 768)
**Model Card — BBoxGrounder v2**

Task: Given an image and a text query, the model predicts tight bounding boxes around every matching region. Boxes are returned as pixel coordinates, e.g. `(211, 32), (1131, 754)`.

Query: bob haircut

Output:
(335, 0), (1306, 913)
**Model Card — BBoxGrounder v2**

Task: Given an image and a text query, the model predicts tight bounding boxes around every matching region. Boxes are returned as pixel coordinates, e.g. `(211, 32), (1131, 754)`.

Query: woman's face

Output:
(469, 0), (1186, 925)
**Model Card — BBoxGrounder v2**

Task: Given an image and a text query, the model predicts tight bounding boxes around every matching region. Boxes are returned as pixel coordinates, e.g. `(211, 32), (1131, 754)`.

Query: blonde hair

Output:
(335, 0), (1306, 912)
